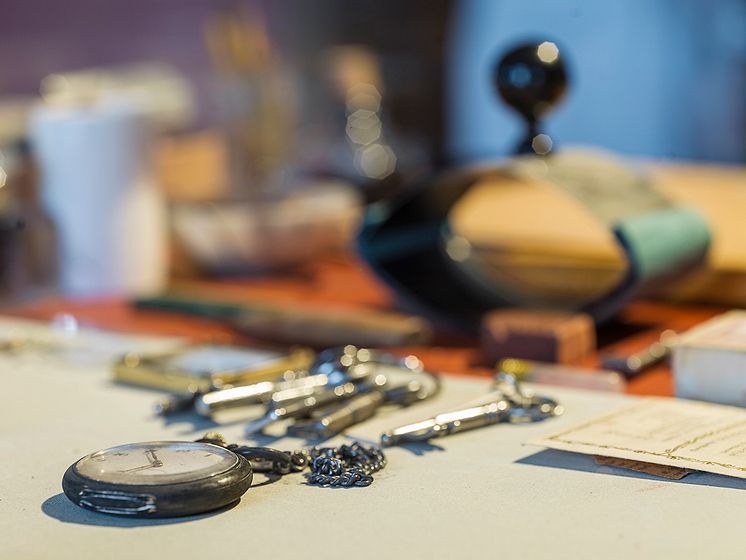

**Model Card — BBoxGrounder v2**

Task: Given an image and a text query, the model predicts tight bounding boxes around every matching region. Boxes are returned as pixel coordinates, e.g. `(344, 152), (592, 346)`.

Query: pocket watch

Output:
(62, 441), (254, 518)
(62, 435), (387, 517)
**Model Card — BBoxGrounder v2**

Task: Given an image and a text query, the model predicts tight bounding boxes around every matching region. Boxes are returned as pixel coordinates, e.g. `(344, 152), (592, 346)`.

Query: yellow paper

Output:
(532, 397), (746, 479)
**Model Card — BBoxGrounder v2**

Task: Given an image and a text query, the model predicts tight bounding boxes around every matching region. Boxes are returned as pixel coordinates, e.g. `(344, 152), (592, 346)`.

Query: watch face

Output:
(75, 442), (238, 485)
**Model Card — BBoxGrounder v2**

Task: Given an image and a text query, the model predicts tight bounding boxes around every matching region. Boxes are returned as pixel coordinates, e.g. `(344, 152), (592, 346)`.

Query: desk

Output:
(1, 257), (742, 559)
(1, 348), (744, 559)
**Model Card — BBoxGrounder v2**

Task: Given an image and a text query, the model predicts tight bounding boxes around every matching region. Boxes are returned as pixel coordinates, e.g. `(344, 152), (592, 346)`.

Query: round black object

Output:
(62, 441), (253, 518)
(494, 41), (568, 122)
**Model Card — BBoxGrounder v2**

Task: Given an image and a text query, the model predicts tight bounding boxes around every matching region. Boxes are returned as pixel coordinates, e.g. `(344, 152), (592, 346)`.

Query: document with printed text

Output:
(532, 397), (746, 479)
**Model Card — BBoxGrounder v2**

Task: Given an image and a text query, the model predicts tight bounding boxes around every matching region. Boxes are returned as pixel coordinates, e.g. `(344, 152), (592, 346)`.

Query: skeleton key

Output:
(380, 374), (562, 446)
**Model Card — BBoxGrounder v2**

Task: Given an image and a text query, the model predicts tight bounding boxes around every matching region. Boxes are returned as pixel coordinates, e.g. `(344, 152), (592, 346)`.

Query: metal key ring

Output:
(312, 346), (431, 395)
(230, 446), (294, 473)
(313, 345), (424, 372)
(506, 395), (563, 423)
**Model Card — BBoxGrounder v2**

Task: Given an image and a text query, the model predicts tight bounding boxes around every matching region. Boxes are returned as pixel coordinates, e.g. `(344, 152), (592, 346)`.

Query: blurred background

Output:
(0, 0), (744, 317)
(4, 0), (745, 161)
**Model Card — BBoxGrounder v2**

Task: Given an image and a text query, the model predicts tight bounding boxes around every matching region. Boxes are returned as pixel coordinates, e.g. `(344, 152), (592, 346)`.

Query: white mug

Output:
(29, 98), (168, 297)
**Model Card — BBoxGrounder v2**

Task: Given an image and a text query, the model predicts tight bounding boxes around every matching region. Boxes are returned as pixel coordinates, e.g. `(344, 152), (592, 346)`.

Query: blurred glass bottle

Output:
(251, 0), (451, 202)
(206, 4), (298, 198)
(297, 46), (430, 202)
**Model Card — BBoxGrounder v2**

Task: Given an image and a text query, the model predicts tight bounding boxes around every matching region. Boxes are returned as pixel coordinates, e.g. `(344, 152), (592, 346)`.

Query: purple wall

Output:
(0, 0), (224, 124)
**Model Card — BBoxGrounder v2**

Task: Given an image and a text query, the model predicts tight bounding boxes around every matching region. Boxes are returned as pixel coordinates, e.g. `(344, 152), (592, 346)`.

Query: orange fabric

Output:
(3, 257), (727, 396)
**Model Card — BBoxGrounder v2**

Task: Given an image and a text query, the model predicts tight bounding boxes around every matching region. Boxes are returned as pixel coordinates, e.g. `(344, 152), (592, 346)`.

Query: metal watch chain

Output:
(197, 433), (386, 488)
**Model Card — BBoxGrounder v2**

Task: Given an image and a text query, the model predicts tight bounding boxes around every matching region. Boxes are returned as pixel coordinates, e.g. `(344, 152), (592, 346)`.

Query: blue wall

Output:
(448, 0), (746, 163)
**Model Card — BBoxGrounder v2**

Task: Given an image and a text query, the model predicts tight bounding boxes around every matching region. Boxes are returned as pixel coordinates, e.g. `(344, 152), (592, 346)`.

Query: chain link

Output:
(198, 433), (386, 488)
(303, 442), (387, 487)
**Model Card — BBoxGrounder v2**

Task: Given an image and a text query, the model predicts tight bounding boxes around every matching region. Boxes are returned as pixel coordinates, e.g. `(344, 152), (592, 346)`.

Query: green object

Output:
(614, 207), (710, 283)
(134, 297), (251, 319)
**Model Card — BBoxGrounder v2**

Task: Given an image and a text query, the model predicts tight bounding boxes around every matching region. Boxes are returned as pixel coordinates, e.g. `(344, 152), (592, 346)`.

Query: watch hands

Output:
(122, 463), (162, 473)
(122, 450), (164, 473)
(145, 449), (161, 466)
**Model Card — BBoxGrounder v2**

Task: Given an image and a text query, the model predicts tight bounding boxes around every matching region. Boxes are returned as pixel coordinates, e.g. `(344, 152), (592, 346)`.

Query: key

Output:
(288, 364), (441, 439)
(196, 374), (332, 417)
(380, 374), (562, 446)
(381, 396), (512, 446)
(154, 368), (311, 417)
(202, 345), (411, 417)
(197, 348), (392, 417)
(288, 391), (387, 439)
(155, 345), (382, 417)
(243, 380), (381, 436)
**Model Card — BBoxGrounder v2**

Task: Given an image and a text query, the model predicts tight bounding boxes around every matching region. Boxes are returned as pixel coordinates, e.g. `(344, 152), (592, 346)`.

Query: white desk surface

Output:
(0, 320), (744, 559)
